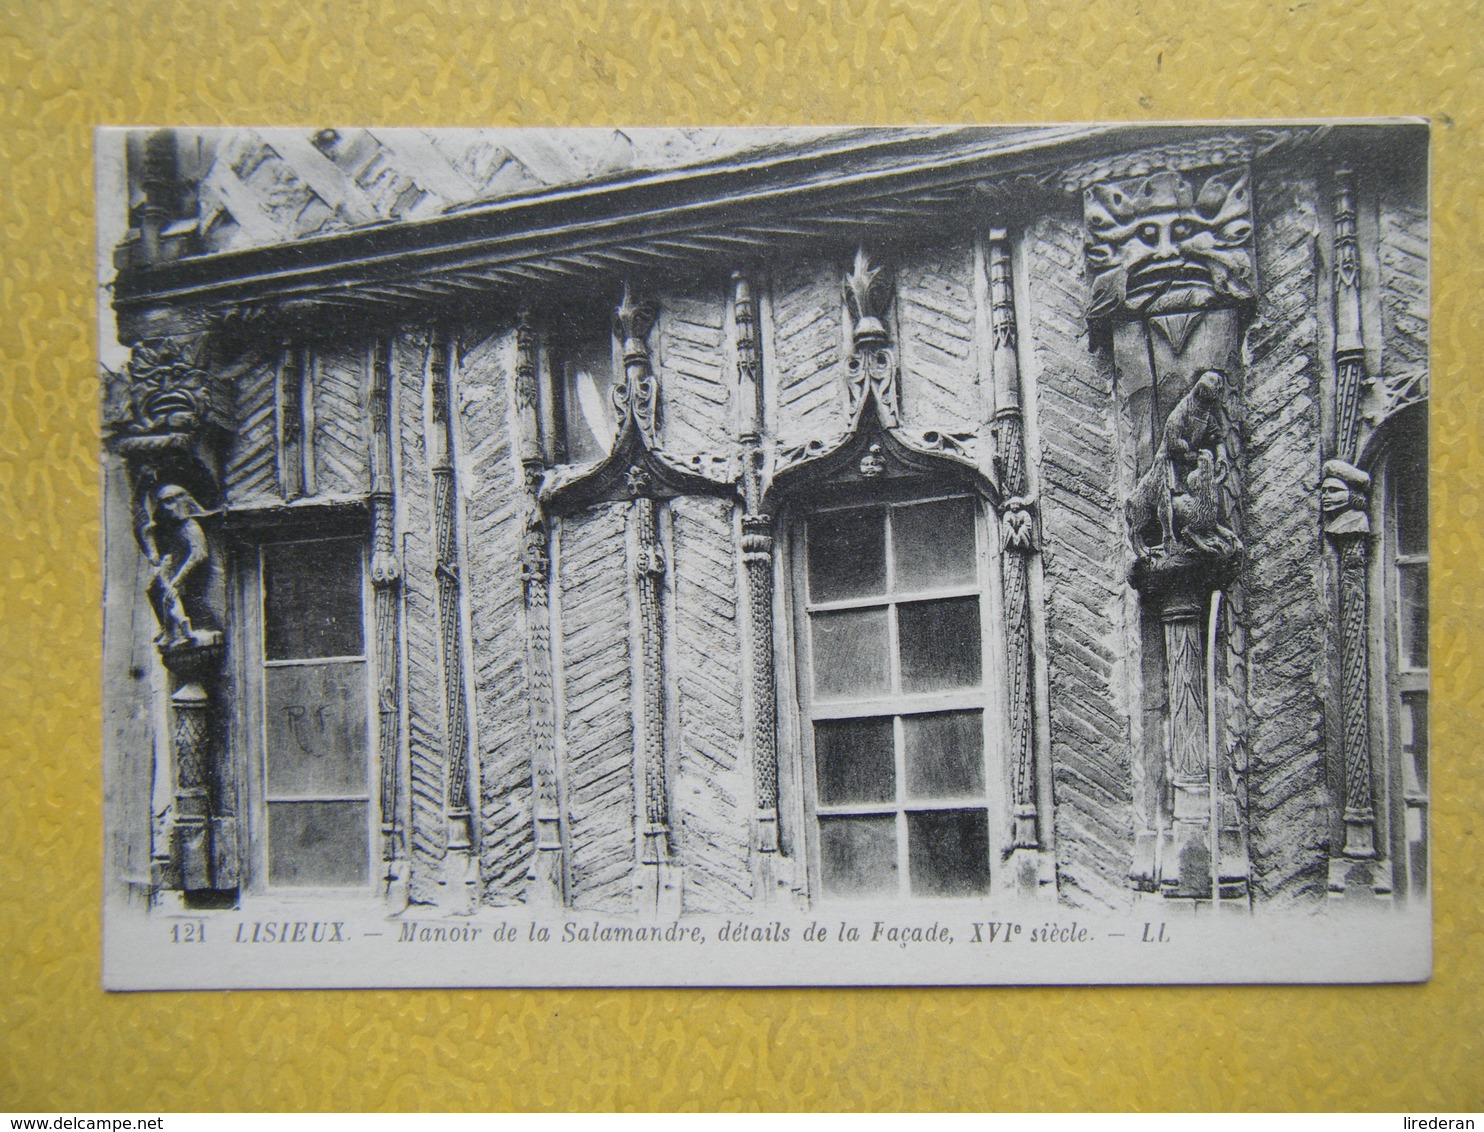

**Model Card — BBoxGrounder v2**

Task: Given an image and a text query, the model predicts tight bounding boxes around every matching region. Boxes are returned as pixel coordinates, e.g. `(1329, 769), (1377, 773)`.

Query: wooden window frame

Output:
(235, 524), (379, 898)
(786, 483), (1000, 903)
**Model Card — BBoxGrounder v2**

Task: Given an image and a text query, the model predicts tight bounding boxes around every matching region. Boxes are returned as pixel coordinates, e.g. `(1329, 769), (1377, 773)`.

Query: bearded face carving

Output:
(1084, 166), (1256, 323)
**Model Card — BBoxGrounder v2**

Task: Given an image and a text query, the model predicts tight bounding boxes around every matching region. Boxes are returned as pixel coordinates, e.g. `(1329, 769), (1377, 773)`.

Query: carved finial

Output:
(614, 282), (657, 357)
(842, 249), (899, 428)
(844, 247), (888, 346)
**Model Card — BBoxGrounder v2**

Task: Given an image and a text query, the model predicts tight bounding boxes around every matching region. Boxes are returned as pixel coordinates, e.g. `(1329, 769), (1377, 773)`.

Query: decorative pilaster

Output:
(429, 333), (475, 859)
(733, 273), (781, 873)
(368, 338), (405, 901)
(515, 309), (564, 905)
(986, 231), (1043, 884)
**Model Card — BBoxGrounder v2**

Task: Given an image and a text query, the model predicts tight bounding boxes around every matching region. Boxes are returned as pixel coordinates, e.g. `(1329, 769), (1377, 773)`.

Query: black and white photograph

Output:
(97, 122), (1430, 988)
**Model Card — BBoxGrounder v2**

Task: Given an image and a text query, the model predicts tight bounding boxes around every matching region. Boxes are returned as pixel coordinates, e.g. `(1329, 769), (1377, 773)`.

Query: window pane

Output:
(1400, 564), (1428, 670)
(893, 497), (976, 593)
(808, 508), (886, 603)
(899, 597), (982, 692)
(263, 540), (363, 660)
(819, 814), (897, 897)
(265, 662), (369, 796)
(811, 608), (890, 700)
(559, 335), (618, 464)
(907, 808), (990, 896)
(1393, 443), (1428, 558)
(268, 800), (369, 887)
(1401, 691), (1428, 794)
(815, 717), (895, 806)
(904, 711), (984, 800)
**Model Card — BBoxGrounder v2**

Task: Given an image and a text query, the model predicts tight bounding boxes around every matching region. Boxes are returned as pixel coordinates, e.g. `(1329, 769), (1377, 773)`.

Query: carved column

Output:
(429, 333), (475, 862)
(1321, 460), (1388, 896)
(987, 231), (1043, 885)
(515, 309), (564, 905)
(107, 335), (236, 899)
(628, 466), (678, 914)
(1324, 164), (1389, 899)
(369, 338), (405, 900)
(1081, 162), (1255, 902)
(733, 273), (781, 878)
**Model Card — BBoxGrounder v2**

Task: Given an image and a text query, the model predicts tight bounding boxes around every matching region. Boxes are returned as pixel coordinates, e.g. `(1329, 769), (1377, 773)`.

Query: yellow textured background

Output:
(1, 0), (1480, 1112)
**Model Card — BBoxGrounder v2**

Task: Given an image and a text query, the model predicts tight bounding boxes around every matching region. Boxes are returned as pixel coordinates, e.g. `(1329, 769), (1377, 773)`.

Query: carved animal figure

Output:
(1126, 370), (1236, 560)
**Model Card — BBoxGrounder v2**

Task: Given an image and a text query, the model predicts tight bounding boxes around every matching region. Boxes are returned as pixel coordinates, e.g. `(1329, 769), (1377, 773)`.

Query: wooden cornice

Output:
(111, 123), (1335, 323)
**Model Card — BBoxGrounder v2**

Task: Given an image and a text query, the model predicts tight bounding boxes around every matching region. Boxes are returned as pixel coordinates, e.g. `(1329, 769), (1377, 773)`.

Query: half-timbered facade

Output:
(100, 123), (1429, 923)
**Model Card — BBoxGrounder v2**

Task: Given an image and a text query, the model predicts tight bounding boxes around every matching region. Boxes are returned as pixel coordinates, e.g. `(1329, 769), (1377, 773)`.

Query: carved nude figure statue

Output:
(136, 482), (217, 651)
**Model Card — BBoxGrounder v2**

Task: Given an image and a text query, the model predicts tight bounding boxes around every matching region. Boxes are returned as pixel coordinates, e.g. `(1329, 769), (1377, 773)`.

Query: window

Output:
(552, 330), (617, 464)
(1383, 421), (1428, 896)
(259, 537), (372, 888)
(794, 494), (993, 899)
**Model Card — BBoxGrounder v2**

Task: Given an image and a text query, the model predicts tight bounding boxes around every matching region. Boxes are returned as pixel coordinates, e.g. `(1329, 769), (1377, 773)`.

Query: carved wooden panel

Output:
(1021, 213), (1134, 910)
(772, 257), (846, 446)
(557, 503), (635, 913)
(895, 239), (979, 429)
(456, 328), (534, 903)
(222, 354), (278, 506)
(312, 341), (370, 496)
(669, 495), (750, 913)
(656, 287), (730, 457)
(1244, 166), (1329, 904)
(394, 330), (447, 903)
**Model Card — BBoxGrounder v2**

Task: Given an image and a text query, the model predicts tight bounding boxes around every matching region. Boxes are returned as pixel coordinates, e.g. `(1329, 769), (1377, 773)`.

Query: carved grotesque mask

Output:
(1084, 166), (1256, 321)
(126, 338), (214, 436)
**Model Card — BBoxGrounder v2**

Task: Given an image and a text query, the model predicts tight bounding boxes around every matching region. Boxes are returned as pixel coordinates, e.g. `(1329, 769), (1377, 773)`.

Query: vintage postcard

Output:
(98, 122), (1430, 989)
